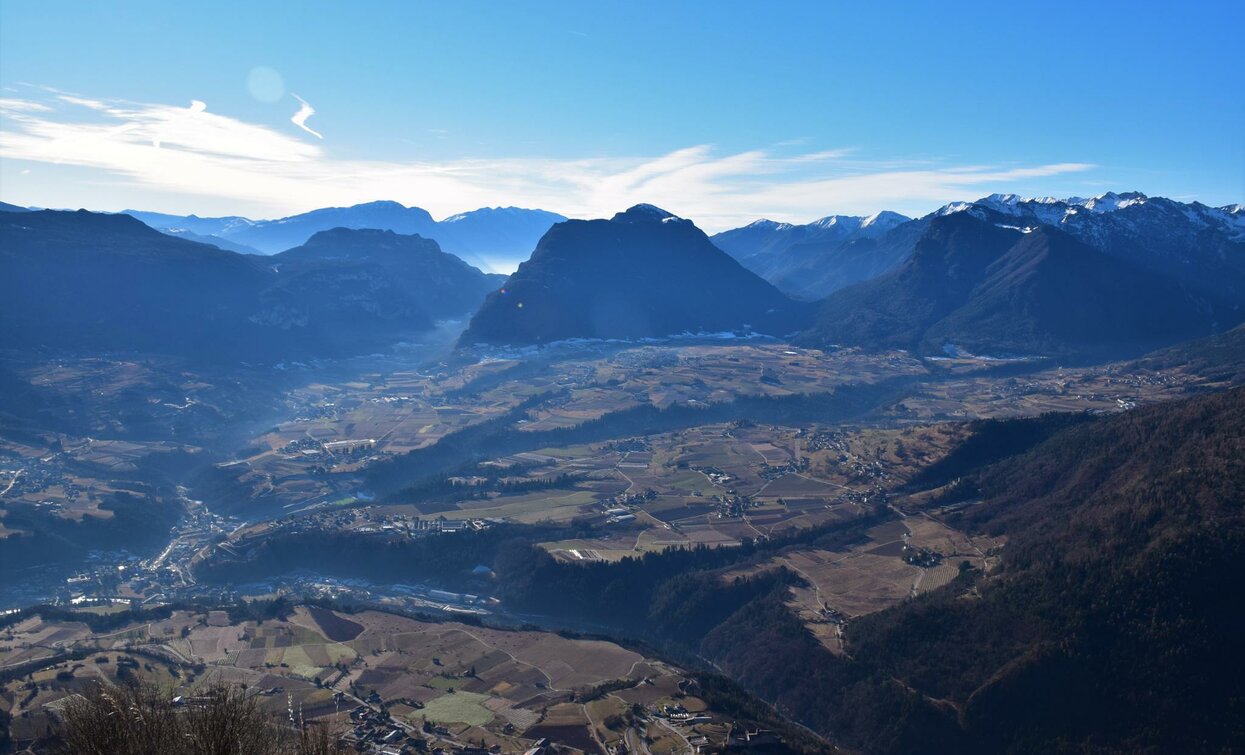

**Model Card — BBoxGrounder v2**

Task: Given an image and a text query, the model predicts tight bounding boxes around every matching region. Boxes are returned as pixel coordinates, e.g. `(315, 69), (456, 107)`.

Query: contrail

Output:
(290, 93), (322, 139)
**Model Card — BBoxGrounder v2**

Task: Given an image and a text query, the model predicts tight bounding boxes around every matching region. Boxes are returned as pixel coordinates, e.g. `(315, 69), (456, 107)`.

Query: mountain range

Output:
(121, 201), (566, 270)
(797, 212), (1230, 359)
(715, 192), (1245, 304)
(711, 210), (915, 299)
(938, 192), (1245, 299)
(460, 204), (812, 345)
(0, 209), (498, 361)
(5, 190), (1243, 361)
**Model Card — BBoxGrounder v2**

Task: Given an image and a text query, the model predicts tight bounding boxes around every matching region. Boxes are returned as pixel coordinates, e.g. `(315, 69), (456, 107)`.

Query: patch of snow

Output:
(937, 202), (974, 216)
(860, 210), (911, 232)
(809, 215), (863, 232)
(1079, 191), (1149, 213)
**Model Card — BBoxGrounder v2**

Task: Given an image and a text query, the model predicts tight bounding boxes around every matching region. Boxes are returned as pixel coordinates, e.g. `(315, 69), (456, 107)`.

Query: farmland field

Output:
(0, 604), (738, 754)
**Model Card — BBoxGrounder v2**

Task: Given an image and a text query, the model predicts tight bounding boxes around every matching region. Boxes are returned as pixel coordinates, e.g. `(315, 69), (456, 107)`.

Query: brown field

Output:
(0, 604), (722, 755)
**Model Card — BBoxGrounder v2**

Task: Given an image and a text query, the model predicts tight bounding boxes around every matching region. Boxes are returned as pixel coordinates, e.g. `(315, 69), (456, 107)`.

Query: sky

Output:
(1, 1), (1242, 232)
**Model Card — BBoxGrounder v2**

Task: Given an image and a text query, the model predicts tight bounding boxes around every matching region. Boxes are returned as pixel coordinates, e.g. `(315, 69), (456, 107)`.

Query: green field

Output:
(416, 690), (495, 726)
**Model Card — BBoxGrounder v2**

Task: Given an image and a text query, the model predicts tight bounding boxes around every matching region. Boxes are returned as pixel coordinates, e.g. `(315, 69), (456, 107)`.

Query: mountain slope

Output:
(0, 210), (433, 360)
(157, 227), (261, 255)
(940, 191), (1245, 300)
(459, 205), (812, 345)
(858, 386), (1245, 752)
(711, 211), (914, 299)
(799, 213), (1227, 359)
(435, 206), (567, 270)
(273, 228), (504, 318)
(121, 209), (255, 237)
(703, 385), (1245, 753)
(714, 192), (1245, 304)
(761, 217), (926, 299)
(2, 210), (270, 356)
(1133, 321), (1245, 384)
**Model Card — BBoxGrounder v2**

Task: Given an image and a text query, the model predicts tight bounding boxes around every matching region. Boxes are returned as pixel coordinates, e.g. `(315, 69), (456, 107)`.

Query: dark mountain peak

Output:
(274, 226), (499, 318)
(913, 210), (1021, 260)
(0, 201), (31, 213)
(460, 208), (809, 345)
(286, 226), (442, 260)
(611, 204), (682, 224)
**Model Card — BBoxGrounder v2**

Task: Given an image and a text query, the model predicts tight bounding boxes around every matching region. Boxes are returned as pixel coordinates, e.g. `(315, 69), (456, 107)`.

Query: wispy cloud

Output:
(0, 90), (1096, 229)
(0, 98), (52, 112)
(290, 94), (322, 139)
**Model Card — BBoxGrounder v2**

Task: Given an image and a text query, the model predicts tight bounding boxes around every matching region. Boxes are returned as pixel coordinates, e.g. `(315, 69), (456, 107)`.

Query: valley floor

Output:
(3, 332), (1240, 753)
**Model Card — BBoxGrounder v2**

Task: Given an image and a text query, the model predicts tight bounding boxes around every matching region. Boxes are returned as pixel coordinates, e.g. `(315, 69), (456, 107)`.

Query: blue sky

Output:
(1, 0), (1241, 229)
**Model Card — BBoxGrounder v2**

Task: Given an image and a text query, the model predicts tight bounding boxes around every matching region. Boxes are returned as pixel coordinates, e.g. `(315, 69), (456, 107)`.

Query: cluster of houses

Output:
(901, 543), (943, 568)
(253, 510), (495, 545)
(0, 445), (104, 507)
(344, 704), (425, 753)
(342, 705), (559, 755)
(606, 488), (657, 507)
(756, 455), (809, 481)
(709, 494), (758, 519)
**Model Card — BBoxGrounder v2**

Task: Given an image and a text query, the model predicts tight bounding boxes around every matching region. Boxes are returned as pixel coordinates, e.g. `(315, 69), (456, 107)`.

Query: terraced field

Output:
(1, 604), (739, 754)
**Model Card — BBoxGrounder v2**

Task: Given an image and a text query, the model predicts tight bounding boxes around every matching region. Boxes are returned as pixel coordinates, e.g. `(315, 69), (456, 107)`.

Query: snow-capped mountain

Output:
(713, 190), (1244, 314)
(936, 192), (1245, 300)
(798, 211), (1230, 360)
(714, 210), (910, 260)
(121, 209), (257, 238)
(710, 210), (913, 299)
(939, 191), (1244, 238)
